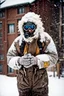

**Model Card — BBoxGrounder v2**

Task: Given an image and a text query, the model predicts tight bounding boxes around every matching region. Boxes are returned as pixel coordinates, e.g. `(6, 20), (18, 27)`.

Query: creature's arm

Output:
(7, 36), (22, 70)
(7, 36), (37, 70)
(36, 33), (58, 69)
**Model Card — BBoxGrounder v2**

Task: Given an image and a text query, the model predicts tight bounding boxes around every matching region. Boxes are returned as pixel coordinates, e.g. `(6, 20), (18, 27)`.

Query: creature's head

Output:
(18, 12), (45, 42)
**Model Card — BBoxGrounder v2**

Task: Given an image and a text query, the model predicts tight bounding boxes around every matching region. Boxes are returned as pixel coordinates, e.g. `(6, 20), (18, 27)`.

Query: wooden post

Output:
(57, 63), (60, 78)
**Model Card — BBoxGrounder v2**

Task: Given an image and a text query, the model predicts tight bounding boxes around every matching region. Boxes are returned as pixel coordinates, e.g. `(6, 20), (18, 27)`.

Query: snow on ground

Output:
(0, 75), (19, 96)
(0, 72), (64, 96)
(48, 72), (64, 96)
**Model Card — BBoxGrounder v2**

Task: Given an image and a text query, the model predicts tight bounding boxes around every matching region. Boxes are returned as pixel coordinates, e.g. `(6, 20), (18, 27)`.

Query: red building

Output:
(0, 0), (64, 76)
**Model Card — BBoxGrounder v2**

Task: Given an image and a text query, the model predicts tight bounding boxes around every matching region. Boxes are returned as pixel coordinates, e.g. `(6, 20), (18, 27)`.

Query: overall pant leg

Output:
(32, 68), (48, 96)
(17, 67), (48, 96)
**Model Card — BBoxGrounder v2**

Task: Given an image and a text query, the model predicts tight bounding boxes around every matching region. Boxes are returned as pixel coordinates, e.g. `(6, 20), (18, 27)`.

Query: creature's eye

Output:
(23, 22), (37, 31)
(23, 25), (36, 30)
(30, 25), (35, 30)
(24, 25), (29, 30)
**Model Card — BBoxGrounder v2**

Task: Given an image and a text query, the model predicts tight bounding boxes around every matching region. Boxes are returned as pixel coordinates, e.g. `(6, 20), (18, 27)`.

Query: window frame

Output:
(8, 23), (15, 34)
(0, 54), (4, 60)
(0, 11), (5, 18)
(17, 6), (25, 14)
(0, 44), (3, 50)
(0, 38), (2, 44)
(0, 21), (2, 29)
(0, 32), (2, 38)
(8, 66), (14, 73)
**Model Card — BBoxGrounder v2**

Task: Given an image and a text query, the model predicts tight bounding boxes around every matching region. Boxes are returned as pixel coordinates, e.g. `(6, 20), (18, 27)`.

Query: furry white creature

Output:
(7, 12), (58, 70)
(18, 12), (44, 43)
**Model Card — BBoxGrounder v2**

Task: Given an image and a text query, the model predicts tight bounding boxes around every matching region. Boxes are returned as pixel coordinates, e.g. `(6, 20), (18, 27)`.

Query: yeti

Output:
(7, 12), (58, 96)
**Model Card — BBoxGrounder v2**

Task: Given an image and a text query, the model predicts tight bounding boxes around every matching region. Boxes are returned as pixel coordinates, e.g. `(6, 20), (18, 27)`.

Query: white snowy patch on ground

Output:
(0, 72), (64, 96)
(48, 72), (64, 96)
(0, 75), (19, 96)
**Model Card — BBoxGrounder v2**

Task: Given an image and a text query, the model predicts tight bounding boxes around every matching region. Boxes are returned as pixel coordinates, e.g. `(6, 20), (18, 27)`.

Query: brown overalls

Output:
(15, 39), (49, 96)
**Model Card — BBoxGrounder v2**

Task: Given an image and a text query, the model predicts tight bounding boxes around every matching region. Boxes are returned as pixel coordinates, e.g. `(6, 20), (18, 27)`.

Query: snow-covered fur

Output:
(18, 12), (45, 42)
(7, 12), (58, 70)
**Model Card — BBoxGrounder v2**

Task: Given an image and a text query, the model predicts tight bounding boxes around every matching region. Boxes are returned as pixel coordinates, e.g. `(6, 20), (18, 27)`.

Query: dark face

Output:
(23, 22), (37, 38)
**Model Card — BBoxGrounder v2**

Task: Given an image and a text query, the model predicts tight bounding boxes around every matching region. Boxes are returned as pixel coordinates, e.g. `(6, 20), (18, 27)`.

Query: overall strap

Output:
(37, 39), (46, 54)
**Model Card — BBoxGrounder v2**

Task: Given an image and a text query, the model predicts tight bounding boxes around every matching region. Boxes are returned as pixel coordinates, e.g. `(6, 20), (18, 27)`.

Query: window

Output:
(0, 64), (3, 72)
(0, 32), (2, 37)
(17, 7), (25, 14)
(0, 12), (5, 18)
(8, 66), (14, 73)
(0, 44), (3, 50)
(0, 54), (4, 60)
(0, 22), (2, 28)
(0, 39), (2, 44)
(8, 24), (15, 33)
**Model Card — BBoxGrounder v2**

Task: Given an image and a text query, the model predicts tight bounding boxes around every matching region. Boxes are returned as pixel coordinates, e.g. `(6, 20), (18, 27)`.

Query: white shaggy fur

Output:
(18, 12), (45, 42)
(7, 12), (58, 70)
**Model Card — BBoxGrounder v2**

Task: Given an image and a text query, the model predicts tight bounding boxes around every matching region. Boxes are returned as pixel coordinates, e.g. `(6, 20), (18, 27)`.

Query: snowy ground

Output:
(0, 72), (64, 96)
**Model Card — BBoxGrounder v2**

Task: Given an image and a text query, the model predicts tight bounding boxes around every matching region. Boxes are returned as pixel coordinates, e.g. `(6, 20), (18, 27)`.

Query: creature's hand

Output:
(36, 54), (50, 69)
(18, 53), (37, 68)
